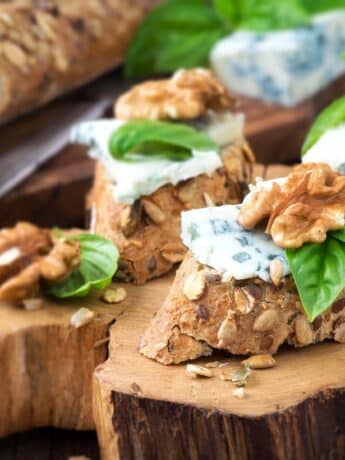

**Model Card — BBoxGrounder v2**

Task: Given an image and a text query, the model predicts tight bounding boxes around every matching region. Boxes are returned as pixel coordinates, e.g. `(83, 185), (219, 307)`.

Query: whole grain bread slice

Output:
(140, 252), (345, 364)
(87, 140), (254, 284)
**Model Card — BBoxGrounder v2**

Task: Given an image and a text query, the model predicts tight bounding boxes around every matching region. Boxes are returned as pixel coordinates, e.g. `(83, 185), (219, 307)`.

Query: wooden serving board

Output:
(93, 277), (345, 460)
(0, 163), (344, 459)
(91, 162), (345, 460)
(0, 291), (126, 438)
(0, 74), (344, 229)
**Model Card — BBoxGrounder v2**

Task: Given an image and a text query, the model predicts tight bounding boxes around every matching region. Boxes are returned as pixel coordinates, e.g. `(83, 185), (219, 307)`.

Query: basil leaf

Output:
(330, 228), (345, 243)
(47, 234), (119, 299)
(213, 0), (241, 25)
(286, 237), (345, 321)
(237, 0), (310, 32)
(124, 0), (228, 79)
(302, 95), (345, 154)
(108, 121), (217, 161)
(301, 0), (345, 13)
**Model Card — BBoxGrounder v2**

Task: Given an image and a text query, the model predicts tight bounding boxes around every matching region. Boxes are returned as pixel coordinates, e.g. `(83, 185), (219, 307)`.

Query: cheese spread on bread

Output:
(181, 205), (289, 282)
(71, 113), (244, 204)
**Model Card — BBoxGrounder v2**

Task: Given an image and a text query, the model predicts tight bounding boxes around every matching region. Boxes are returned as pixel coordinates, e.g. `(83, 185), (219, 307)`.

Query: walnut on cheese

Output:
(238, 163), (345, 249)
(115, 68), (236, 121)
(0, 222), (80, 302)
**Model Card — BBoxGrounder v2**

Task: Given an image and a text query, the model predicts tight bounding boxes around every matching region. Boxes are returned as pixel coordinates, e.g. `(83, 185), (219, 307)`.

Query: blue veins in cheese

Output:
(302, 123), (345, 174)
(181, 205), (289, 282)
(210, 11), (345, 106)
(70, 113), (244, 205)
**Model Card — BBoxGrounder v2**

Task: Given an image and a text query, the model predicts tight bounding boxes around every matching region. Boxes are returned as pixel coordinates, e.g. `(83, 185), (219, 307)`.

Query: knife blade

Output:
(0, 74), (128, 198)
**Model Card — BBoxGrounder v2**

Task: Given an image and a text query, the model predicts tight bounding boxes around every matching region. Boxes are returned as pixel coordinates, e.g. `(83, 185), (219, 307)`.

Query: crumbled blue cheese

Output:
(210, 11), (345, 106)
(71, 114), (243, 204)
(181, 205), (289, 282)
(302, 123), (345, 174)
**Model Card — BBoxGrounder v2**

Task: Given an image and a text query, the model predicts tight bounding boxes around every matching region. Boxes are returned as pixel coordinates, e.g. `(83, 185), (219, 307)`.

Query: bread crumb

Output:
(101, 287), (127, 304)
(186, 364), (213, 378)
(233, 387), (245, 399)
(21, 298), (43, 311)
(70, 308), (95, 328)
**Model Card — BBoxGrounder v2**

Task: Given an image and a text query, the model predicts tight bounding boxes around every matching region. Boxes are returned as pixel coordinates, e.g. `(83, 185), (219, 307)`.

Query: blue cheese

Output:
(71, 114), (243, 204)
(302, 123), (345, 173)
(181, 205), (289, 282)
(210, 11), (345, 106)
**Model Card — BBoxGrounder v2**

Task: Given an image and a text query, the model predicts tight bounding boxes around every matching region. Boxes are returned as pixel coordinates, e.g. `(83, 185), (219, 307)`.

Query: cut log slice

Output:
(93, 164), (345, 460)
(0, 290), (128, 437)
(93, 275), (345, 460)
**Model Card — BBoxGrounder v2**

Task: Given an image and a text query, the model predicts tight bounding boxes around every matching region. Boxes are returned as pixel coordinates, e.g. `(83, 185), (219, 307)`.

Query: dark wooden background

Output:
(0, 429), (99, 460)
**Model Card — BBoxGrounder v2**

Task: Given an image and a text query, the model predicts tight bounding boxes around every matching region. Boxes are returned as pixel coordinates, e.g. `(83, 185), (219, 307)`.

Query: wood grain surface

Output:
(0, 290), (127, 438)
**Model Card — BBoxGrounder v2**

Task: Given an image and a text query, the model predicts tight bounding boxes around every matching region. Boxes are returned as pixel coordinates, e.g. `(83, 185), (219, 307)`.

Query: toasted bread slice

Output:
(140, 252), (345, 364)
(87, 140), (254, 284)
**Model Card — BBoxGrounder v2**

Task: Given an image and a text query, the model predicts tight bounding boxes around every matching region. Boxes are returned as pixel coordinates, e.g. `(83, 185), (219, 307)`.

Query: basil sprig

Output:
(302, 95), (345, 154)
(47, 234), (119, 299)
(108, 121), (217, 161)
(286, 229), (345, 321)
(224, 0), (310, 32)
(301, 0), (345, 13)
(125, 0), (344, 78)
(124, 0), (228, 79)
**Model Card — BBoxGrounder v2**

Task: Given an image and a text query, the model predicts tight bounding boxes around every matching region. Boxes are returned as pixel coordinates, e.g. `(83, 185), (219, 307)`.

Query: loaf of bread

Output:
(140, 252), (345, 364)
(0, 0), (158, 123)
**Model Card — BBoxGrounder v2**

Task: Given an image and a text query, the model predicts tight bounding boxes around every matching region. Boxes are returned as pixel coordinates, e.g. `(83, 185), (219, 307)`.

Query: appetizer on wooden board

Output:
(72, 69), (254, 284)
(140, 96), (345, 364)
(0, 0), (158, 124)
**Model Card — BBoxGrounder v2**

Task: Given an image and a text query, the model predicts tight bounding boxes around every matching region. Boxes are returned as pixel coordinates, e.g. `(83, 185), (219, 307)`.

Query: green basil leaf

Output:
(286, 237), (345, 321)
(330, 228), (345, 243)
(237, 0), (310, 32)
(108, 121), (217, 161)
(47, 234), (119, 299)
(302, 95), (345, 154)
(213, 0), (241, 25)
(301, 0), (345, 13)
(124, 0), (228, 79)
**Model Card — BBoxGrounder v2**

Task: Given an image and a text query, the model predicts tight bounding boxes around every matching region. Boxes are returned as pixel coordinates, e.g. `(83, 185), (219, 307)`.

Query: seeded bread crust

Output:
(87, 140), (254, 284)
(0, 0), (157, 123)
(139, 252), (345, 364)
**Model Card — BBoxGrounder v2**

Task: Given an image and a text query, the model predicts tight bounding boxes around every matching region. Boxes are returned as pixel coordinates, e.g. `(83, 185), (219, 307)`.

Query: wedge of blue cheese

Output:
(210, 11), (345, 106)
(181, 205), (289, 282)
(71, 113), (244, 205)
(302, 123), (345, 173)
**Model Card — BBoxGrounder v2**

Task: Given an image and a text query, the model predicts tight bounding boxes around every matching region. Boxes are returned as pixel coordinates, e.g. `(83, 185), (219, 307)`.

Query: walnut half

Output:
(238, 163), (345, 249)
(0, 222), (80, 303)
(115, 68), (235, 121)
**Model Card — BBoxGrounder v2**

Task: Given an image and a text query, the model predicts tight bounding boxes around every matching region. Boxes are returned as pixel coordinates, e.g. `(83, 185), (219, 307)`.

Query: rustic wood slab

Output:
(0, 290), (126, 438)
(93, 164), (345, 460)
(93, 284), (345, 460)
(0, 74), (344, 228)
(0, 163), (283, 439)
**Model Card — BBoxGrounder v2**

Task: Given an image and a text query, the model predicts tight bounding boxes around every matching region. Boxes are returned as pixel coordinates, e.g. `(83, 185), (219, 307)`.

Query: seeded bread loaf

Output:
(0, 0), (157, 123)
(140, 252), (345, 364)
(87, 140), (254, 284)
